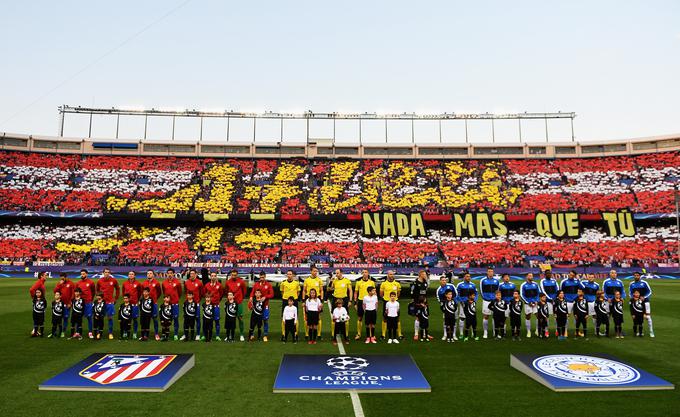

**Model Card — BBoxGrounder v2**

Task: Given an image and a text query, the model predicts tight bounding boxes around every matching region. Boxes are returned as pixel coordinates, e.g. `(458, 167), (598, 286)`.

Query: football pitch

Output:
(0, 278), (678, 417)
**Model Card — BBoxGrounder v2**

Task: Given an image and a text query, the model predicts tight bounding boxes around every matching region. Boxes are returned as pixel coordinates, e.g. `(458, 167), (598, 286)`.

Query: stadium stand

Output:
(0, 150), (678, 215)
(0, 148), (676, 269)
(0, 224), (675, 267)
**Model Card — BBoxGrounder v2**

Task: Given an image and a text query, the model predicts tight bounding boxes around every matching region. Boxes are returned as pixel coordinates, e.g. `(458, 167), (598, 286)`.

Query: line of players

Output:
(28, 265), (655, 342)
(435, 268), (655, 341)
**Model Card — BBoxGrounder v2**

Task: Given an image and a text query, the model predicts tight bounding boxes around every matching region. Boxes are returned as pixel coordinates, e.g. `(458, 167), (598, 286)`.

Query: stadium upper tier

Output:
(0, 224), (675, 266)
(0, 149), (677, 216)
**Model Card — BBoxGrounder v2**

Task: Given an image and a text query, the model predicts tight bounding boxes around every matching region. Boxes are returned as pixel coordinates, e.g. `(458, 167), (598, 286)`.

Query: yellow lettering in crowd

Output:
(452, 212), (507, 237)
(234, 228), (291, 250)
(476, 213), (492, 236)
(535, 212), (580, 238)
(453, 213), (475, 236)
(194, 164), (239, 214)
(55, 227), (164, 254)
(126, 184), (201, 213)
(363, 213), (381, 236)
(382, 214), (396, 235)
(410, 213), (426, 236)
(362, 212), (426, 237)
(492, 212), (508, 236)
(602, 211), (636, 237)
(308, 161), (362, 213)
(257, 163), (305, 213)
(193, 227), (224, 253)
(360, 161), (522, 213)
(108, 159), (524, 215)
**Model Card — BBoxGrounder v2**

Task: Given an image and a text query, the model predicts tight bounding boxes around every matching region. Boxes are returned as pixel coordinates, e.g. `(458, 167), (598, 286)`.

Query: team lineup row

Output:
(27, 266), (656, 343)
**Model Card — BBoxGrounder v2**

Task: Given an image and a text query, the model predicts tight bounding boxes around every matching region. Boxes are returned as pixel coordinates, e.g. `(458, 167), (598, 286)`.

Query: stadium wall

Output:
(1, 131), (680, 159)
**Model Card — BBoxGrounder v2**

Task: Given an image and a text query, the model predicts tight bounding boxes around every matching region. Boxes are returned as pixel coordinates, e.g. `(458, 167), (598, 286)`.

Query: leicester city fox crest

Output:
(532, 355), (640, 385)
(80, 354), (176, 385)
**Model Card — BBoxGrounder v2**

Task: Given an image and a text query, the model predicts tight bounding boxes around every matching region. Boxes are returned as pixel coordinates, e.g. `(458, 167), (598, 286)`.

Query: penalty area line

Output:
(327, 299), (365, 417)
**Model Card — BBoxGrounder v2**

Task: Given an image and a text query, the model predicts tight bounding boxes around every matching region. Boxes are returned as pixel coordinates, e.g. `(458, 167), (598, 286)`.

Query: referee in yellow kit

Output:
(380, 270), (402, 339)
(279, 270), (300, 341)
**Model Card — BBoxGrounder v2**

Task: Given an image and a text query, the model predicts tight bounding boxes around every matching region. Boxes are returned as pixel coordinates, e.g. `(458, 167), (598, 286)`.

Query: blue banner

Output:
(39, 353), (194, 392)
(511, 354), (674, 392)
(273, 354), (430, 393)
(0, 210), (102, 218)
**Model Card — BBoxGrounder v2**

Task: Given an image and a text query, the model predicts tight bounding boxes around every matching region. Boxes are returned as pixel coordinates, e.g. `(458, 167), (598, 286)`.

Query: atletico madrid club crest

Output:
(40, 353), (194, 392)
(80, 354), (176, 385)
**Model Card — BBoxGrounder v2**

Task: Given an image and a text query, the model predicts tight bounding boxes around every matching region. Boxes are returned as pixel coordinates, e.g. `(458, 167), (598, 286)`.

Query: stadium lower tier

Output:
(1, 224), (676, 266)
(0, 150), (678, 215)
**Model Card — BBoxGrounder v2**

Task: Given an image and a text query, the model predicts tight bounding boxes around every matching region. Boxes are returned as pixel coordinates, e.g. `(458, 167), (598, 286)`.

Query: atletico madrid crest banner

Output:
(39, 353), (194, 392)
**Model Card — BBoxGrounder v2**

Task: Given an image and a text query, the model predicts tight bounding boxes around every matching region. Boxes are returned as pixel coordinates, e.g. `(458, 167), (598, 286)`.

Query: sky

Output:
(1, 0), (679, 144)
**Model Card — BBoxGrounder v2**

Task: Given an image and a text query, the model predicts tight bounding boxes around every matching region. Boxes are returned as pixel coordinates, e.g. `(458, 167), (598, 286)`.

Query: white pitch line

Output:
(327, 300), (365, 417)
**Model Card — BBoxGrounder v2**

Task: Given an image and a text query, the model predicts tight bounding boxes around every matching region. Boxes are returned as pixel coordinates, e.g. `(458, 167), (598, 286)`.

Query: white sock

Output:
(525, 319), (531, 331)
(458, 319), (465, 336)
(414, 320), (419, 333)
(647, 316), (654, 332)
(592, 317), (598, 329)
(483, 318), (488, 333)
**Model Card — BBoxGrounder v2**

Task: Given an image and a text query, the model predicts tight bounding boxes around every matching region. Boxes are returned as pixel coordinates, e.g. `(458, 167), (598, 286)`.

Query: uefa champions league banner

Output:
(511, 354), (674, 392)
(39, 353), (194, 392)
(273, 354), (430, 393)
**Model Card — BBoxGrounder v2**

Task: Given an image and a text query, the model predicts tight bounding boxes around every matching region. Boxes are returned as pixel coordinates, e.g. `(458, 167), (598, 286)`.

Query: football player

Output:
(629, 271), (654, 337)
(520, 273), (539, 338)
(479, 268), (500, 339)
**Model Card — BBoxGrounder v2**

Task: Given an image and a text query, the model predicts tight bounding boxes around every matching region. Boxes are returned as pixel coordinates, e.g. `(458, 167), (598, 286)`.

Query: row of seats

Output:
(0, 224), (675, 266)
(0, 151), (677, 214)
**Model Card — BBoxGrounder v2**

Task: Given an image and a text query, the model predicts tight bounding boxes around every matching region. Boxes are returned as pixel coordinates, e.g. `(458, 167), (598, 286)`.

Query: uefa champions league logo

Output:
(533, 355), (641, 385)
(326, 356), (370, 376)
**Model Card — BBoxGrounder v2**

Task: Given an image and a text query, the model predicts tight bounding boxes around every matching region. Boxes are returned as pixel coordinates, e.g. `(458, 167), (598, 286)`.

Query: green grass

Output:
(0, 278), (678, 417)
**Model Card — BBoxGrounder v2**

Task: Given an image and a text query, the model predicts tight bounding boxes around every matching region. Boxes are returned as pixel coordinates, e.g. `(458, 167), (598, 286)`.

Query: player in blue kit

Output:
(499, 274), (516, 303)
(520, 273), (539, 338)
(456, 272), (477, 339)
(581, 273), (600, 330)
(539, 270), (558, 336)
(436, 275), (456, 340)
(603, 269), (626, 302)
(560, 270), (581, 334)
(479, 268), (500, 339)
(629, 271), (654, 337)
